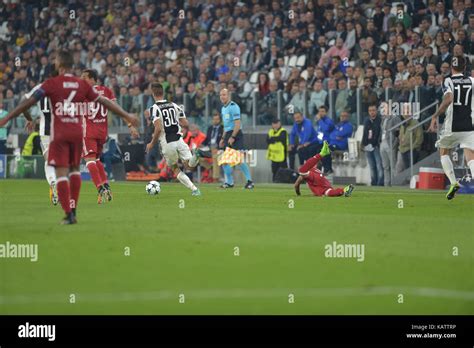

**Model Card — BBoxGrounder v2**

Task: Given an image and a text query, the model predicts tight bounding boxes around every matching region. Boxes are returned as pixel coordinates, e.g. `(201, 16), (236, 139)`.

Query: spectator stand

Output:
(1, 0), (471, 185)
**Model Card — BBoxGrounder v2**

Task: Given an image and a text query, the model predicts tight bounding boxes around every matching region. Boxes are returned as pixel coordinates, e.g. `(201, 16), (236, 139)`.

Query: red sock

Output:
(95, 160), (108, 184)
(325, 188), (344, 197)
(86, 161), (103, 189)
(56, 177), (71, 214)
(69, 172), (82, 209)
(299, 154), (321, 174)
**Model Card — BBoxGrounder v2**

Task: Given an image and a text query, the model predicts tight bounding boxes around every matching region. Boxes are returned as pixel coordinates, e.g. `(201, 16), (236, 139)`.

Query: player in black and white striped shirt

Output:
(429, 55), (474, 200)
(145, 83), (201, 196)
(23, 83), (58, 205)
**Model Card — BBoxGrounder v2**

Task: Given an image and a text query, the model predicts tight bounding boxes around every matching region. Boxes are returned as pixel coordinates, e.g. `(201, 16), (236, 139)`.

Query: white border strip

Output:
(1, 287), (474, 305)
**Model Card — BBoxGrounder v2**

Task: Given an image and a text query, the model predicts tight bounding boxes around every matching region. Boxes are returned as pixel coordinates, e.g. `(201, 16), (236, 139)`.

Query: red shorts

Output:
(307, 184), (331, 196)
(82, 137), (106, 158)
(48, 139), (83, 168)
(305, 171), (332, 196)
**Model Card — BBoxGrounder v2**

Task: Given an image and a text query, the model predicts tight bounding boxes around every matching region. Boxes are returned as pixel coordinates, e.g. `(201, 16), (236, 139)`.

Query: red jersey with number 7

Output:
(35, 73), (100, 142)
(84, 85), (116, 140)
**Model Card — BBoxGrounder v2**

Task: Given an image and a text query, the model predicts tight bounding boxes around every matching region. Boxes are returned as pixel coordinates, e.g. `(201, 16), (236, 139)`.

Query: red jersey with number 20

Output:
(36, 74), (100, 142)
(84, 85), (116, 140)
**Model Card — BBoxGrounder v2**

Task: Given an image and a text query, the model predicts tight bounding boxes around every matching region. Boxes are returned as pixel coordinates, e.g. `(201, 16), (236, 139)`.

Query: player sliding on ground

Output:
(294, 141), (354, 197)
(428, 55), (474, 200)
(145, 82), (201, 196)
(81, 69), (138, 204)
(0, 51), (139, 224)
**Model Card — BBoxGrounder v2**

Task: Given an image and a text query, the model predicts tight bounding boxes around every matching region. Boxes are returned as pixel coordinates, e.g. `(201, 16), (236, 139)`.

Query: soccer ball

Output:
(146, 181), (161, 195)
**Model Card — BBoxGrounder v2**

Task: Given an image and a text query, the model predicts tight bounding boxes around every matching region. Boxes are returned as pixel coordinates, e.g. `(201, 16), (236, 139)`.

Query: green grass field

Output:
(0, 179), (473, 314)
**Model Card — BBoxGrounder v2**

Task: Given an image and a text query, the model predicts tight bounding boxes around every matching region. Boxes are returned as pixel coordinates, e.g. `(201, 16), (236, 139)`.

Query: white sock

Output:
(441, 155), (456, 185)
(44, 162), (57, 186)
(177, 171), (197, 191)
(468, 160), (474, 179)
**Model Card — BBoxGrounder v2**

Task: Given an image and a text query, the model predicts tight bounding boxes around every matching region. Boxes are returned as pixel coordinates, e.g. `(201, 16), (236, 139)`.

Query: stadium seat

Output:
(164, 50), (177, 61)
(347, 138), (359, 161)
(296, 55), (306, 68)
(249, 71), (259, 84)
(354, 125), (364, 143)
(288, 55), (298, 67)
(300, 70), (309, 80)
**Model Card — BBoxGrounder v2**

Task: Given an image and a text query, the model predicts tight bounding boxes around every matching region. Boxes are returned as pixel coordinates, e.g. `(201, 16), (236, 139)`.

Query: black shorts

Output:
(223, 130), (245, 150)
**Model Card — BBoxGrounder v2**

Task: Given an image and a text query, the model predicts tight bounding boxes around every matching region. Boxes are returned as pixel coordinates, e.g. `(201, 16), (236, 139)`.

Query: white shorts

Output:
(40, 135), (50, 154)
(436, 131), (474, 150)
(161, 138), (192, 166)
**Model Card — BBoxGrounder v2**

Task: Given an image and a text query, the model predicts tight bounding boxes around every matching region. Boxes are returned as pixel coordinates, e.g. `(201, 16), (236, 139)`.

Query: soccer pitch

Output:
(0, 180), (473, 315)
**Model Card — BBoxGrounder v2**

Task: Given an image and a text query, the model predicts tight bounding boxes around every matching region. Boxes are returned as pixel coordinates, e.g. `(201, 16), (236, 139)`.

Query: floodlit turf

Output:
(0, 179), (473, 314)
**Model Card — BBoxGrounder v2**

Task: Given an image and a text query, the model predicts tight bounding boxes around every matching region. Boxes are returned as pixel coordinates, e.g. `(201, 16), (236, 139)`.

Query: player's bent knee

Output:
(171, 165), (180, 175)
(184, 161), (196, 172)
(55, 167), (68, 177)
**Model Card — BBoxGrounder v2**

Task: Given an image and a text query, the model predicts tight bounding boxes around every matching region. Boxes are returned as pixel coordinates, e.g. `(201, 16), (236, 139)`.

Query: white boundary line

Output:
(1, 286), (474, 305)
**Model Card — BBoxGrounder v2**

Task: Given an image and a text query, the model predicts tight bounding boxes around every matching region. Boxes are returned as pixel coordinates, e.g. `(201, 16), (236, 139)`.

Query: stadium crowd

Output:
(0, 0), (473, 185)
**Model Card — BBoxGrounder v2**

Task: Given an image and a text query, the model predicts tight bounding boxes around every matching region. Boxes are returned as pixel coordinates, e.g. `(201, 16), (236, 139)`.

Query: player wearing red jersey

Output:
(0, 51), (138, 224)
(81, 69), (137, 204)
(294, 141), (355, 197)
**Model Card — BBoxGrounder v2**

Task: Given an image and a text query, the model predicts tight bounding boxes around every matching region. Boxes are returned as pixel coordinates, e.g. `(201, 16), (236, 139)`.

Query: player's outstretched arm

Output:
(0, 97), (37, 128)
(22, 109), (35, 133)
(228, 119), (241, 146)
(146, 118), (162, 154)
(179, 117), (189, 128)
(294, 175), (304, 196)
(97, 96), (139, 127)
(232, 119), (241, 135)
(428, 94), (452, 132)
(22, 107), (33, 121)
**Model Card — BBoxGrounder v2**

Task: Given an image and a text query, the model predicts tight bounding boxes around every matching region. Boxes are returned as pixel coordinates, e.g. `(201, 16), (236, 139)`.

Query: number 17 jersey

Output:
(149, 99), (186, 145)
(442, 73), (474, 133)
